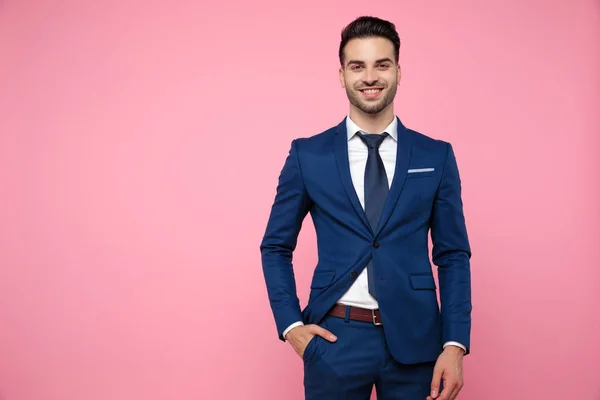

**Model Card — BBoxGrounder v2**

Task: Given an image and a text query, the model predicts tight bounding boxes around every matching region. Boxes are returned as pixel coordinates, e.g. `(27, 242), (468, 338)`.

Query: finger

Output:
(446, 387), (458, 400)
(310, 325), (337, 342)
(448, 389), (458, 400)
(448, 382), (463, 400)
(437, 380), (456, 400)
(429, 367), (443, 398)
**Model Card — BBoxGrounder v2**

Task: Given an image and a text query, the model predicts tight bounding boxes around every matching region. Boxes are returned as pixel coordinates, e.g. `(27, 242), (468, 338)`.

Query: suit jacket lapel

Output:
(333, 118), (372, 234)
(375, 116), (413, 236)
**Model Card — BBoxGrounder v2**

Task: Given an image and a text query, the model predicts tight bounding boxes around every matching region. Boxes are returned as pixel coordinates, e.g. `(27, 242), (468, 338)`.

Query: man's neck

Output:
(348, 106), (395, 134)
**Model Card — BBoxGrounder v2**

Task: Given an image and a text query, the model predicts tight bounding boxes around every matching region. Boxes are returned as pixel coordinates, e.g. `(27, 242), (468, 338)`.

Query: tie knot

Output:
(357, 132), (389, 150)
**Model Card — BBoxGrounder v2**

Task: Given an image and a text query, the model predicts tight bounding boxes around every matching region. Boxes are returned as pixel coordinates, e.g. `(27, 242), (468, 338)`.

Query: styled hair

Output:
(338, 16), (401, 66)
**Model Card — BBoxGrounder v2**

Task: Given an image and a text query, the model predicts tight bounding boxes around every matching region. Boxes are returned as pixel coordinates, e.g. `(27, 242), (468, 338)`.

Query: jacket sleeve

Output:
(260, 139), (313, 341)
(430, 142), (473, 354)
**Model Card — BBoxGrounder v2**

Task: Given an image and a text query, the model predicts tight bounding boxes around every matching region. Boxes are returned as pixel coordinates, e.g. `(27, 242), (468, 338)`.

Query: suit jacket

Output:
(259, 116), (472, 364)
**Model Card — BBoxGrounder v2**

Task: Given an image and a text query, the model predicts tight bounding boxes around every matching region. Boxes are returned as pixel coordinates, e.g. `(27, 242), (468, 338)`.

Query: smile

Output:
(359, 88), (383, 98)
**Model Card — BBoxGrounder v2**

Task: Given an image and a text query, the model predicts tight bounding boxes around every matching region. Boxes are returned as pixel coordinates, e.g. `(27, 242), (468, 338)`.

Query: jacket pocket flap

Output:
(310, 271), (336, 289)
(409, 274), (437, 290)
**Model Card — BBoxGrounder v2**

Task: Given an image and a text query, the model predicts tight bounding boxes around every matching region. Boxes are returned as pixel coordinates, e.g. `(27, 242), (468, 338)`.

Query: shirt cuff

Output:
(282, 321), (304, 339)
(443, 341), (466, 353)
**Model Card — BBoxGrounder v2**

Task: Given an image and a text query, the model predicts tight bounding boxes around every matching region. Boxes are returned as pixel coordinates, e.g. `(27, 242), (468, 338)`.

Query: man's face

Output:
(339, 37), (401, 115)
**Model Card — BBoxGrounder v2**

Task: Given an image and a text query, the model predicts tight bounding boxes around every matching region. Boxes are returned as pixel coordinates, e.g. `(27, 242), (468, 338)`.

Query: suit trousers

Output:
(302, 308), (438, 400)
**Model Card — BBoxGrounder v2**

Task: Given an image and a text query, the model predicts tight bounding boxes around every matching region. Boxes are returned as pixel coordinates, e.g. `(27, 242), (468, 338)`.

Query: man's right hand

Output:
(285, 324), (338, 359)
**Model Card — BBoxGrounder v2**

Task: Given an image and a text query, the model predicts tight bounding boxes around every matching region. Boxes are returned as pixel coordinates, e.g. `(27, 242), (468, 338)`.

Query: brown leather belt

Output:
(327, 304), (383, 325)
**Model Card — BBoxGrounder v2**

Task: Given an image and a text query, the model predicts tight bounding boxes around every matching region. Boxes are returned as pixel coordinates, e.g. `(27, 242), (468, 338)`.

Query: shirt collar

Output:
(345, 114), (398, 142)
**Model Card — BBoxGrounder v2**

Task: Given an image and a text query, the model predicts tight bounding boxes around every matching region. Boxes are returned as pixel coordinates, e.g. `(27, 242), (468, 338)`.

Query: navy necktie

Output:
(356, 132), (390, 299)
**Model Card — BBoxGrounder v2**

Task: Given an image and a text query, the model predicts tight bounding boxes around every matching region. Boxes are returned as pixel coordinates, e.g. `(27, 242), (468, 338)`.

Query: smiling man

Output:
(260, 15), (472, 400)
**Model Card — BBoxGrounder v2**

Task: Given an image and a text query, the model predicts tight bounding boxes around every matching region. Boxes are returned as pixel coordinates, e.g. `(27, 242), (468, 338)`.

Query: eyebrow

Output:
(346, 58), (394, 66)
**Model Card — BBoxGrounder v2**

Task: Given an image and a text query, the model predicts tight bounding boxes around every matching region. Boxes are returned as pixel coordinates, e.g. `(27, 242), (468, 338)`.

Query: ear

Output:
(339, 67), (346, 88)
(396, 64), (402, 85)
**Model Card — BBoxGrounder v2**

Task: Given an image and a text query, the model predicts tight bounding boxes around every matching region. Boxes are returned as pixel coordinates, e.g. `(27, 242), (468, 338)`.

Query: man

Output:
(260, 15), (472, 400)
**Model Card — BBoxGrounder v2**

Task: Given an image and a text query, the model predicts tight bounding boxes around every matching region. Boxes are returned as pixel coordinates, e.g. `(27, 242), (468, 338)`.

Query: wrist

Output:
(283, 321), (304, 340)
(284, 325), (302, 340)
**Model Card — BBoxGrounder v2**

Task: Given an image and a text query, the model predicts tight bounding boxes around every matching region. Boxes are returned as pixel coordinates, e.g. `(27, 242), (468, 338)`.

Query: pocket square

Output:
(407, 168), (434, 173)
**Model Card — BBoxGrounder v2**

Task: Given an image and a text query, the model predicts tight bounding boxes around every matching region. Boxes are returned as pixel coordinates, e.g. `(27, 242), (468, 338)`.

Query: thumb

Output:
(430, 365), (443, 398)
(310, 325), (337, 342)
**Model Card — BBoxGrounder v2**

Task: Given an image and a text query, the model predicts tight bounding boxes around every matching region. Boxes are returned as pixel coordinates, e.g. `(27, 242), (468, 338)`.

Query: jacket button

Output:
(373, 241), (379, 248)
(350, 271), (358, 278)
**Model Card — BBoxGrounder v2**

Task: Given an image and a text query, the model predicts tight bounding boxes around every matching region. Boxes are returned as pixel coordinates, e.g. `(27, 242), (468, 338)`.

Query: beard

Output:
(345, 80), (397, 115)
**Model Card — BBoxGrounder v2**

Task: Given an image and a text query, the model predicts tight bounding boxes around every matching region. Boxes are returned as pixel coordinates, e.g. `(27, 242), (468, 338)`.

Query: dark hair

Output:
(339, 16), (401, 66)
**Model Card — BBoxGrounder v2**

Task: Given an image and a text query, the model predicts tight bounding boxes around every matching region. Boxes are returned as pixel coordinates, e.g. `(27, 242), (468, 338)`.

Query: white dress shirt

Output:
(282, 115), (465, 353)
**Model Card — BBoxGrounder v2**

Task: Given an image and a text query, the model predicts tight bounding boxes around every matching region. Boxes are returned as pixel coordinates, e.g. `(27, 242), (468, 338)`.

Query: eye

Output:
(378, 64), (390, 69)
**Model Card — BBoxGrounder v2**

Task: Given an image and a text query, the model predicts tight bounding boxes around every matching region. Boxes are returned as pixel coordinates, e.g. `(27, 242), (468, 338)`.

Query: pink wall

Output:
(1, 1), (599, 399)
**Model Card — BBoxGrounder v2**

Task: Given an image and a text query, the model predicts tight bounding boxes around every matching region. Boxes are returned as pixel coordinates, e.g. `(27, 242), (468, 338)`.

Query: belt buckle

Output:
(372, 310), (382, 326)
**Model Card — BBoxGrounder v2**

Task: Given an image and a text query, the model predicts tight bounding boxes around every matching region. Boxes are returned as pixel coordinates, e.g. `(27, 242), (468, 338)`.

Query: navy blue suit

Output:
(260, 116), (472, 398)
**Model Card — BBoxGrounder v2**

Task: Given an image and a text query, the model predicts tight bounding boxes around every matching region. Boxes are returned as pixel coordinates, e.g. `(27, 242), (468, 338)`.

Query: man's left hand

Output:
(427, 346), (464, 400)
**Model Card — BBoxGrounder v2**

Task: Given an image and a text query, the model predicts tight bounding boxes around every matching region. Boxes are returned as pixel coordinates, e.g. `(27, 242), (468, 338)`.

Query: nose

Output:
(363, 66), (379, 85)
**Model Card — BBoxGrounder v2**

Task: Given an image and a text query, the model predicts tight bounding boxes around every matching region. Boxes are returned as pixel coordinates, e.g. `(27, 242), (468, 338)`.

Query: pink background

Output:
(1, 1), (599, 399)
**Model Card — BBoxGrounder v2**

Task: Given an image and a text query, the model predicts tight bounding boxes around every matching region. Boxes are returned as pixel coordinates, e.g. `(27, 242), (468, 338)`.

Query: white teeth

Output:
(363, 89), (381, 94)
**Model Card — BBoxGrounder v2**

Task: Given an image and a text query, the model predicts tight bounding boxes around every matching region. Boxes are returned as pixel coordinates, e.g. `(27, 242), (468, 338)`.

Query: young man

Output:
(260, 15), (472, 400)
